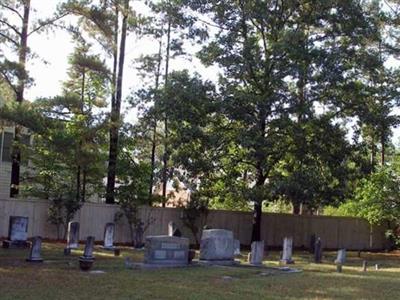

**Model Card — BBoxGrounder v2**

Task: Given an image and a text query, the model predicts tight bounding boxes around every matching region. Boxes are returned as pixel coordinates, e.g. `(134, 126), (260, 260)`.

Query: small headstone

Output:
(221, 276), (234, 281)
(134, 222), (144, 248)
(199, 229), (235, 262)
(79, 236), (95, 271)
(334, 249), (346, 264)
(66, 221), (80, 249)
(124, 257), (134, 269)
(2, 216), (30, 248)
(314, 237), (322, 263)
(280, 237), (294, 264)
(234, 239), (241, 256)
(102, 223), (116, 250)
(144, 235), (189, 266)
(168, 221), (182, 237)
(26, 236), (43, 262)
(249, 240), (264, 265)
(82, 236), (95, 259)
(336, 264), (343, 273)
(362, 260), (367, 272)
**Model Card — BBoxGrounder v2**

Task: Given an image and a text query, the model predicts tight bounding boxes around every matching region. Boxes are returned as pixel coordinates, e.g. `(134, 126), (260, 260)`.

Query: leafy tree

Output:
(114, 124), (155, 247)
(0, 0), (66, 197)
(62, 0), (140, 204)
(188, 0), (379, 242)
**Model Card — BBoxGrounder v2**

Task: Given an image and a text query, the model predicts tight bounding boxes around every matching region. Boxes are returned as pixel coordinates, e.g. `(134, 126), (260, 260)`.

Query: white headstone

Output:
(67, 221), (80, 249)
(103, 223), (115, 249)
(335, 249), (346, 264)
(280, 237), (294, 264)
(249, 241), (264, 265)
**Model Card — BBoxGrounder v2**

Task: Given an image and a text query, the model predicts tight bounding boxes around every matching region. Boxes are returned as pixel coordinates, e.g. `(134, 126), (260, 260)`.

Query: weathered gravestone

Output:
(79, 236), (95, 271)
(334, 249), (346, 264)
(314, 237), (322, 263)
(234, 239), (241, 256)
(168, 221), (182, 237)
(199, 229), (235, 262)
(27, 236), (43, 262)
(134, 221), (144, 248)
(66, 221), (80, 249)
(280, 237), (294, 264)
(248, 240), (264, 265)
(102, 223), (116, 250)
(144, 235), (189, 266)
(2, 216), (30, 248)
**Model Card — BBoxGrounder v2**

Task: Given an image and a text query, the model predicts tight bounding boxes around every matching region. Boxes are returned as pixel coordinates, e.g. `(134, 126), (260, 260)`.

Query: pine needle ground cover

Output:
(1, 243), (400, 300)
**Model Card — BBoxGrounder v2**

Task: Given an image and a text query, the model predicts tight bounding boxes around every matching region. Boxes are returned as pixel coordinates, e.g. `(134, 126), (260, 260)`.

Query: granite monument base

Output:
(144, 235), (189, 266)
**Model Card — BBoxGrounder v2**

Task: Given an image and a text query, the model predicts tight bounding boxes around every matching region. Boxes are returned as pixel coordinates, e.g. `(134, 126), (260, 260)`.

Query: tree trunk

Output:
(381, 131), (385, 167)
(251, 200), (262, 242)
(251, 163), (266, 242)
(10, 0), (30, 198)
(370, 139), (376, 173)
(148, 38), (163, 203)
(106, 2), (128, 204)
(292, 202), (301, 215)
(82, 168), (87, 202)
(161, 20), (171, 206)
(76, 166), (81, 202)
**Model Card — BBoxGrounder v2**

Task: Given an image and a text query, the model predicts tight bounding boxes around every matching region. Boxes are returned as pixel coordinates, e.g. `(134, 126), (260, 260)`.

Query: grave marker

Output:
(280, 237), (294, 264)
(199, 229), (235, 262)
(249, 241), (264, 265)
(144, 235), (189, 266)
(2, 216), (30, 248)
(27, 236), (43, 262)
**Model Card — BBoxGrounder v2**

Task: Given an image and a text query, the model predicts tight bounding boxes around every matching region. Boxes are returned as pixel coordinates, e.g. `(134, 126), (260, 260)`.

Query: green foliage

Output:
(180, 192), (209, 246)
(114, 126), (155, 246)
(341, 167), (400, 226)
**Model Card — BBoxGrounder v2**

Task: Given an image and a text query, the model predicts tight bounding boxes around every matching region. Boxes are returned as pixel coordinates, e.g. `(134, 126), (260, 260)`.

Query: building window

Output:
(2, 132), (13, 162)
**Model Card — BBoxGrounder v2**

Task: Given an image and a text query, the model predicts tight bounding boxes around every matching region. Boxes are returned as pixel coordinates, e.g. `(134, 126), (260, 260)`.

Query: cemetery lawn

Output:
(1, 243), (400, 299)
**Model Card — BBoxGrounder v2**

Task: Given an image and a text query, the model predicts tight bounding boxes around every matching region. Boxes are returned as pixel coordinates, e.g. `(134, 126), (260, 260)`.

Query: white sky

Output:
(17, 0), (400, 145)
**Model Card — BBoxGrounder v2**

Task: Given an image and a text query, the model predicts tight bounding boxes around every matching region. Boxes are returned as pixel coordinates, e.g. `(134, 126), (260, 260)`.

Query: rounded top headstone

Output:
(201, 229), (233, 240)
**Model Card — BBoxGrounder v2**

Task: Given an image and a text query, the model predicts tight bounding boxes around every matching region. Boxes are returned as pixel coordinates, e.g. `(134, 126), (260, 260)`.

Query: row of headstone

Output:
(65, 221), (117, 250)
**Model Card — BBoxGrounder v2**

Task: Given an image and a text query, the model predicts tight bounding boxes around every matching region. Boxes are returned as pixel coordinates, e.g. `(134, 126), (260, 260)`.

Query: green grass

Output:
(1, 243), (400, 299)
